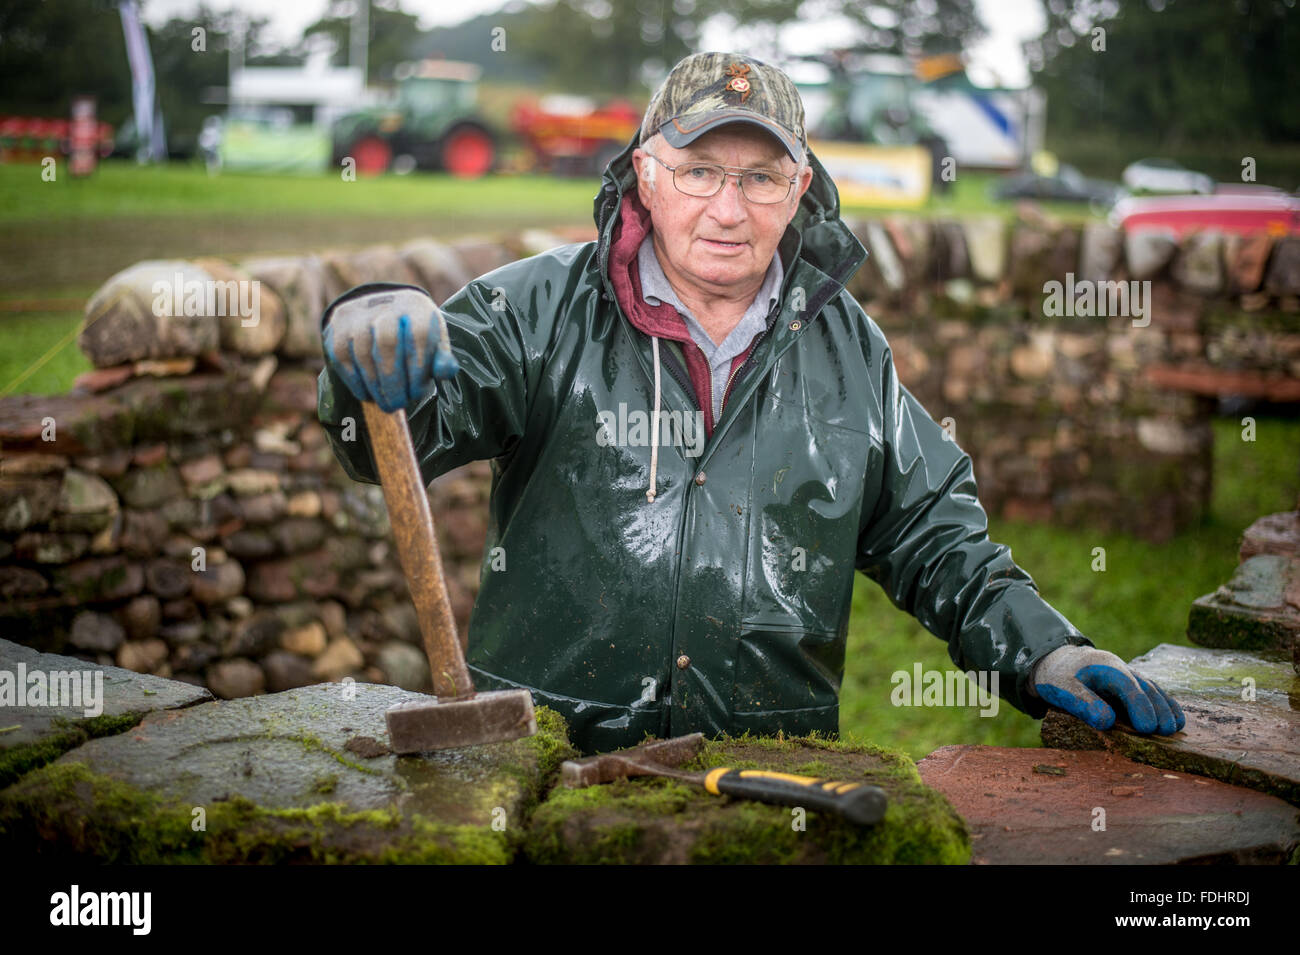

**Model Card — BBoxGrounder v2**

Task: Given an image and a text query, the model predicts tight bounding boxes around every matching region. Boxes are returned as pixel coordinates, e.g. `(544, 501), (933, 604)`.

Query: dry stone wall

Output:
(0, 218), (1296, 697)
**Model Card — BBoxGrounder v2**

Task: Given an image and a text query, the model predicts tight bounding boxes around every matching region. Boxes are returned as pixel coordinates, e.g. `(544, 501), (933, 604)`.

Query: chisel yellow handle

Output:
(703, 767), (888, 825)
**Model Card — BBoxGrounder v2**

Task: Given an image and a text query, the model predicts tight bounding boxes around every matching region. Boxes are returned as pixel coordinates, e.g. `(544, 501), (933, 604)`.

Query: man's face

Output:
(632, 125), (813, 299)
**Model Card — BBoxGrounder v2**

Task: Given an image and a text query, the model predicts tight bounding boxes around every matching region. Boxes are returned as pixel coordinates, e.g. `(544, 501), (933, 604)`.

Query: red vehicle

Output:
(1111, 192), (1300, 237)
(511, 96), (641, 176)
(0, 115), (114, 163)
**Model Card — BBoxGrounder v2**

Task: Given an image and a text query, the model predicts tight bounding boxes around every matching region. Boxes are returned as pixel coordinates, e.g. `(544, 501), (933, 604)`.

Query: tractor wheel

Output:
(440, 125), (495, 178)
(350, 136), (392, 176)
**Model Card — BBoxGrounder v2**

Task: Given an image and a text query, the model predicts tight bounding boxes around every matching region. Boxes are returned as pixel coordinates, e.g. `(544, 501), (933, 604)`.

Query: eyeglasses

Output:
(644, 153), (795, 204)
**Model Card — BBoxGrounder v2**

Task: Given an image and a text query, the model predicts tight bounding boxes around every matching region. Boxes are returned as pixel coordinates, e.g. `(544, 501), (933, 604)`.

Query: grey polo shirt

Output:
(637, 235), (783, 423)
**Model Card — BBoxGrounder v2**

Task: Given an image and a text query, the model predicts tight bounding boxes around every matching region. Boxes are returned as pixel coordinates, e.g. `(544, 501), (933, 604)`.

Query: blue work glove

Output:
(1030, 646), (1185, 735)
(322, 286), (460, 412)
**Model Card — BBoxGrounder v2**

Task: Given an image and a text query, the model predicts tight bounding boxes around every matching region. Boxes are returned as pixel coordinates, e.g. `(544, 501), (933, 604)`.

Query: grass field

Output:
(0, 159), (1095, 293)
(1, 157), (1090, 224)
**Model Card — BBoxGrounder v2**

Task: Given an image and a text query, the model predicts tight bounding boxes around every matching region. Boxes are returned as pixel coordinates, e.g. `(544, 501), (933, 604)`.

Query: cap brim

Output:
(659, 111), (802, 162)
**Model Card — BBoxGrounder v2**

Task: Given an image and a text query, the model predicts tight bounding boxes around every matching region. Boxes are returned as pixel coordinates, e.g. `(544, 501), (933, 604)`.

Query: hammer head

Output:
(561, 733), (705, 787)
(386, 689), (536, 753)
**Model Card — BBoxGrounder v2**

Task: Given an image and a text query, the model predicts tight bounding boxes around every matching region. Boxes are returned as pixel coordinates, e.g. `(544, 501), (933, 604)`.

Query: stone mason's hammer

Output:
(360, 308), (535, 753)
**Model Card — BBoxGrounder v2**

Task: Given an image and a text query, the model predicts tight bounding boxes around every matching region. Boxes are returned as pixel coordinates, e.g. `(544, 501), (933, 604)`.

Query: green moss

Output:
(0, 761), (513, 864)
(0, 727), (86, 790)
(83, 711), (147, 739)
(525, 706), (580, 782)
(0, 711), (145, 789)
(278, 730), (383, 777)
(523, 731), (970, 865)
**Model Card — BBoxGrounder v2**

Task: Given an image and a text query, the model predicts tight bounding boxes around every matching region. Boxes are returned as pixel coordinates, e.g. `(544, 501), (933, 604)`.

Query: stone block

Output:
(1078, 222), (1122, 283)
(1240, 511), (1299, 561)
(78, 260), (220, 367)
(451, 238), (515, 282)
(206, 658), (265, 699)
(523, 735), (968, 864)
(242, 254), (329, 358)
(1171, 230), (1224, 295)
(1188, 554), (1299, 652)
(0, 637), (211, 788)
(399, 239), (472, 303)
(1264, 237), (1300, 295)
(68, 611), (125, 653)
(0, 685), (571, 863)
(1125, 230), (1177, 280)
(963, 217), (1006, 284)
(918, 744), (1300, 864)
(1225, 232), (1273, 293)
(1041, 643), (1299, 806)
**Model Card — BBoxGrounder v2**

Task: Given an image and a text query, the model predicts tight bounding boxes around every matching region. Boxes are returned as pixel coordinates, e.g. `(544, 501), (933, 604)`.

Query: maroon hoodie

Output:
(607, 190), (771, 438)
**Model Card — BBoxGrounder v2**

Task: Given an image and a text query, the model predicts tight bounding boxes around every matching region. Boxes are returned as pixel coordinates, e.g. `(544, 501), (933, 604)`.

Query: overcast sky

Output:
(142, 0), (1046, 87)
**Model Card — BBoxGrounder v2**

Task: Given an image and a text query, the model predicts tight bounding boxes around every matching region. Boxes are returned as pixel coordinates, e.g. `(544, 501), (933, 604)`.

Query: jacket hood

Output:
(593, 132), (867, 295)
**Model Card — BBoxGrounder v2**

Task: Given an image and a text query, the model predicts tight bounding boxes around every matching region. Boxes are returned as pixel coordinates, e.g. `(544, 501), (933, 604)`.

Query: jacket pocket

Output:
(730, 616), (844, 715)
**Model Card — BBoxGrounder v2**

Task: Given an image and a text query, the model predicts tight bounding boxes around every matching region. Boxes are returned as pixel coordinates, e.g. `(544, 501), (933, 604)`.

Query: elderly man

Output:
(317, 52), (1183, 755)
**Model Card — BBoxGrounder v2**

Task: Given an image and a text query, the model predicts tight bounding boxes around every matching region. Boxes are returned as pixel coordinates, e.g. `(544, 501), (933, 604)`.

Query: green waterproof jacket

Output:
(317, 138), (1093, 755)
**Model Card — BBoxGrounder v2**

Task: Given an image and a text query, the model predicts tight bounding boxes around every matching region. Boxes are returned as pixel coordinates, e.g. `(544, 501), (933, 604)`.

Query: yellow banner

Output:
(809, 141), (932, 209)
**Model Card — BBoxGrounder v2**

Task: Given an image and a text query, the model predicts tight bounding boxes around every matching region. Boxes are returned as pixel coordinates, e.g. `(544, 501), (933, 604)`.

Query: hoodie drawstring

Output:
(646, 335), (661, 503)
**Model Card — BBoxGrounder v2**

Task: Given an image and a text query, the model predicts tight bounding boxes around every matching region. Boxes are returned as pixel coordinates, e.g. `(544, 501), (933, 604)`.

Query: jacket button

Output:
(676, 654), (691, 669)
(694, 471), (707, 486)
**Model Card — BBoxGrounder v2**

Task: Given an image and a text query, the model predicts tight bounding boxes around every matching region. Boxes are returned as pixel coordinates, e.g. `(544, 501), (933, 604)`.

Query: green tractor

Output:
(331, 59), (497, 177)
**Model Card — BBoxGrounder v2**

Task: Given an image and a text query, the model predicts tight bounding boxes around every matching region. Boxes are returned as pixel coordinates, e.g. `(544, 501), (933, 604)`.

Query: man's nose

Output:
(705, 174), (748, 224)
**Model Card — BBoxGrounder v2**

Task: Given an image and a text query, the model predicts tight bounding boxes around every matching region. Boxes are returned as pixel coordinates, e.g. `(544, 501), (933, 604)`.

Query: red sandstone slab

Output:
(1145, 364), (1300, 401)
(917, 745), (1300, 865)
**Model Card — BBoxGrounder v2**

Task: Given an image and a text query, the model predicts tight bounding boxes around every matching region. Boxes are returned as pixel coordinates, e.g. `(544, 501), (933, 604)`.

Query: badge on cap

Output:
(724, 63), (752, 103)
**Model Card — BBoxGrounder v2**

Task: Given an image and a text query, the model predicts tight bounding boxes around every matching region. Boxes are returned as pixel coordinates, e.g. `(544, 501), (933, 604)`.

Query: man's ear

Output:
(632, 148), (653, 207)
(795, 164), (814, 200)
(787, 164), (814, 223)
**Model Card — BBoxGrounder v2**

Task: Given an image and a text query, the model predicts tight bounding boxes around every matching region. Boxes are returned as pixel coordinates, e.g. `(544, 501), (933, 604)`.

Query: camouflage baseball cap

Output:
(640, 52), (807, 162)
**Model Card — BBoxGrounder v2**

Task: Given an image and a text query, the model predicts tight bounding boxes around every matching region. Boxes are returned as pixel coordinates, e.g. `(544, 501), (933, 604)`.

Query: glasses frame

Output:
(643, 152), (796, 204)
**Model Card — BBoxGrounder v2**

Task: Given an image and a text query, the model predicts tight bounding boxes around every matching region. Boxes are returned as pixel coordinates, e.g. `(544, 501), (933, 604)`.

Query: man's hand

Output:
(1031, 646), (1185, 735)
(323, 286), (460, 412)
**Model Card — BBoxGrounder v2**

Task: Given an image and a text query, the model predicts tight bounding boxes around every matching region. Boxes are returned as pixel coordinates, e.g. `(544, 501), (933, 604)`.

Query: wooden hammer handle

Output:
(362, 402), (475, 700)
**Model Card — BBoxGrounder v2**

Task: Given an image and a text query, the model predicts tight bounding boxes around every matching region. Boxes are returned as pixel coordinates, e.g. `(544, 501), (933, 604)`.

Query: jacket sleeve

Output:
(316, 278), (535, 488)
(853, 314), (1092, 718)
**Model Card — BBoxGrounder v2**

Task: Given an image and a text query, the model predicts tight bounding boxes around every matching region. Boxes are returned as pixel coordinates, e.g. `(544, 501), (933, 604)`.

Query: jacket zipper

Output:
(657, 341), (697, 413)
(720, 361), (744, 416)
(718, 305), (779, 419)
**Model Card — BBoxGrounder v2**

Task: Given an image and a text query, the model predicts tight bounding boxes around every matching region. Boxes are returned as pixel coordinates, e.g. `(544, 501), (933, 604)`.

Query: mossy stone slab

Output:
(524, 734), (970, 864)
(0, 683), (576, 863)
(1187, 555), (1299, 652)
(1041, 643), (1299, 807)
(0, 637), (212, 788)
